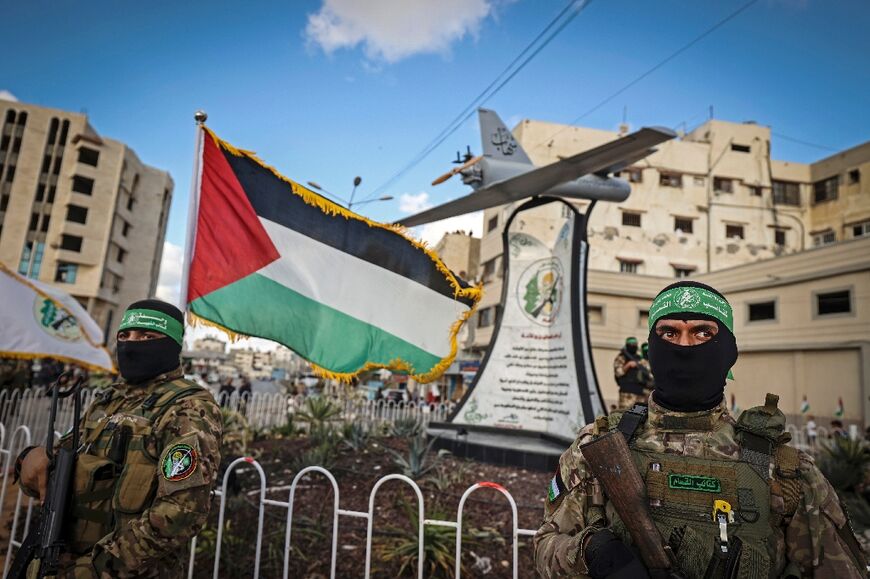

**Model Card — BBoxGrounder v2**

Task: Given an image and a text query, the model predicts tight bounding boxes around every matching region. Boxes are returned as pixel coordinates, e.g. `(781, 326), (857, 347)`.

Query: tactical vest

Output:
(67, 379), (208, 554)
(604, 395), (802, 579)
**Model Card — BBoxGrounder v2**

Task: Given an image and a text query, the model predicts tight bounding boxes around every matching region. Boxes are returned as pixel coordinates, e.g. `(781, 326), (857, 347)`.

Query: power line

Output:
(529, 0), (761, 150)
(772, 132), (838, 152)
(360, 0), (592, 203)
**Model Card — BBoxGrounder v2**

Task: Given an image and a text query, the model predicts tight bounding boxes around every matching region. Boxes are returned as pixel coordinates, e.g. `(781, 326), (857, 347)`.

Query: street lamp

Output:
(306, 178), (393, 210)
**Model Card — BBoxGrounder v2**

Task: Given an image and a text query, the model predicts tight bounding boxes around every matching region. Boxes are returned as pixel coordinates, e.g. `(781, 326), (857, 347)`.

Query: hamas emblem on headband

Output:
(162, 443), (197, 481)
(675, 287), (701, 309)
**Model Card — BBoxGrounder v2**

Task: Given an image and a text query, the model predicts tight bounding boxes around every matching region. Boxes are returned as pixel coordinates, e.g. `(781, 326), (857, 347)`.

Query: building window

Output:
(126, 194), (135, 211)
(487, 215), (498, 232)
(813, 176), (838, 204)
(852, 221), (870, 238)
(816, 289), (851, 316)
(618, 259), (640, 274)
(731, 143), (751, 153)
(621, 211), (642, 227)
(77, 147), (100, 167)
(55, 262), (78, 284)
(774, 229), (786, 246)
(40, 215), (51, 232)
(848, 169), (860, 185)
(674, 217), (694, 234)
(117, 247), (127, 263)
(29, 212), (39, 231)
(35, 183), (46, 202)
(725, 224), (744, 239)
(673, 266), (695, 278)
(772, 180), (801, 206)
(713, 177), (733, 193)
(72, 175), (95, 195)
(749, 185), (762, 197)
(481, 258), (497, 282)
(18, 241), (44, 279)
(748, 301), (776, 322)
(659, 172), (682, 188)
(122, 220), (131, 236)
(812, 230), (836, 247)
(60, 234), (83, 252)
(638, 309), (649, 327)
(588, 305), (604, 325)
(66, 204), (88, 224)
(47, 186), (56, 204)
(627, 168), (643, 183)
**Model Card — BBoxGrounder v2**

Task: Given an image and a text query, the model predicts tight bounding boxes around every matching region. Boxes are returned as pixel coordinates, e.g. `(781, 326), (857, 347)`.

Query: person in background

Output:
(806, 414), (818, 447)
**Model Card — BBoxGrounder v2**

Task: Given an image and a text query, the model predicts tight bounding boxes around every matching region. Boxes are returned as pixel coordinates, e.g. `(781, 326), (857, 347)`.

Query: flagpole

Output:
(179, 110), (207, 321)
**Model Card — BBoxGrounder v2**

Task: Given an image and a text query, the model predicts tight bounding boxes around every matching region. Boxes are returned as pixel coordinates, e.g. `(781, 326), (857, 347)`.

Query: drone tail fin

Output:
(478, 108), (532, 164)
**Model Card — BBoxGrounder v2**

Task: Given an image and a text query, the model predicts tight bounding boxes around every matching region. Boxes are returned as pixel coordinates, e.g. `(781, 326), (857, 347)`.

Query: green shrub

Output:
(388, 433), (445, 479)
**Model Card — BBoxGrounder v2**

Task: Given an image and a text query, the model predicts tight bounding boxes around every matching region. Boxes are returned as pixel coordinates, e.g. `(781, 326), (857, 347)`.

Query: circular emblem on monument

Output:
(33, 297), (82, 342)
(517, 258), (563, 326)
(675, 287), (701, 309)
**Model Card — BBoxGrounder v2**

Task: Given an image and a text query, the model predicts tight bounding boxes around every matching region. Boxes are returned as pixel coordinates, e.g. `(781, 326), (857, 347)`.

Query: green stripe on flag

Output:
(190, 273), (443, 375)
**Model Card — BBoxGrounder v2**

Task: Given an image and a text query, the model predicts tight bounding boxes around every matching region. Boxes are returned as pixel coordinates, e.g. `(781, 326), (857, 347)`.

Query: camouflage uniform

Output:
(534, 395), (866, 578)
(613, 352), (652, 409)
(22, 368), (222, 578)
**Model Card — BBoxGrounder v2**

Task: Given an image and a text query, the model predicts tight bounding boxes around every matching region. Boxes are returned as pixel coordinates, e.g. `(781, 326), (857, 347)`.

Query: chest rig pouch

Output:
(606, 397), (796, 579)
(67, 381), (202, 554)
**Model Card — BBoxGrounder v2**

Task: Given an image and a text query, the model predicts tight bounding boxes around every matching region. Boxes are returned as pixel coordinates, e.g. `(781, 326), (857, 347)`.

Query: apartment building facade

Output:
(0, 97), (173, 342)
(473, 117), (869, 351)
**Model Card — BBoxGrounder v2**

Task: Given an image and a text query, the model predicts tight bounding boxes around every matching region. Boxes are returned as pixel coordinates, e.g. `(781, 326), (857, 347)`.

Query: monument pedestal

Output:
(427, 422), (569, 471)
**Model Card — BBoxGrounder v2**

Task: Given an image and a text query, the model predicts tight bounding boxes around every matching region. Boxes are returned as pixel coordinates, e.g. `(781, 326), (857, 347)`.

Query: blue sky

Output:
(4, 0), (869, 304)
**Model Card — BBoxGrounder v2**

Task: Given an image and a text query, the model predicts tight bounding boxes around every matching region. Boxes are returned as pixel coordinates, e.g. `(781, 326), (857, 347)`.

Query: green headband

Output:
(648, 286), (735, 380)
(648, 286), (733, 332)
(118, 308), (184, 346)
(626, 337), (638, 344)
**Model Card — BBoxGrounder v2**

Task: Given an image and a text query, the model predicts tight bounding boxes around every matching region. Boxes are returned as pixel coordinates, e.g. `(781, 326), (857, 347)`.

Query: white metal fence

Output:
(0, 386), (454, 438)
(0, 423), (536, 578)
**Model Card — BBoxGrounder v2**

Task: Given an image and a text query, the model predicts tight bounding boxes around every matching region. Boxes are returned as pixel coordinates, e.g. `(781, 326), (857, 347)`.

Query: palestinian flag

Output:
(800, 396), (810, 414)
(730, 393), (740, 417)
(184, 127), (481, 382)
(834, 397), (844, 418)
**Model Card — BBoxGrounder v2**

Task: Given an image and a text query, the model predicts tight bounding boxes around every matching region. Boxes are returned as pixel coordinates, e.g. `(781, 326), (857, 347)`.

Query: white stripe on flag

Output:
(257, 217), (469, 358)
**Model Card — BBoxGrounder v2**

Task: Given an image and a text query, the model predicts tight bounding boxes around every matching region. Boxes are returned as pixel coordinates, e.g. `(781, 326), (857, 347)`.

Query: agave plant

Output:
(296, 396), (343, 437)
(817, 436), (870, 491)
(342, 421), (370, 451)
(390, 417), (424, 438)
(388, 433), (445, 479)
(376, 499), (503, 578)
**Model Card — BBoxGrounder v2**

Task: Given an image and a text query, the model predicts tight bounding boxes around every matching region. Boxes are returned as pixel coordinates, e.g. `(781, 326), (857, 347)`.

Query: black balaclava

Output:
(647, 281), (737, 412)
(116, 299), (183, 385)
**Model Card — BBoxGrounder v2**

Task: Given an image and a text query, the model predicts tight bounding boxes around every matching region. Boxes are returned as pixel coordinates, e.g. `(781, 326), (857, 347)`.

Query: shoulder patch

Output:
(548, 472), (566, 503)
(162, 443), (198, 481)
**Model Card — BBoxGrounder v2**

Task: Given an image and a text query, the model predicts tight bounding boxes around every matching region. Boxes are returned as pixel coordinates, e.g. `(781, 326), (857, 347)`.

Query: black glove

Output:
(585, 529), (650, 579)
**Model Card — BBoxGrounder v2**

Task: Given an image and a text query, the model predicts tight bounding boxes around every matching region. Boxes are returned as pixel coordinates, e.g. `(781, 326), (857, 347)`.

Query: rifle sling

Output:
(72, 505), (114, 525)
(616, 404), (648, 443)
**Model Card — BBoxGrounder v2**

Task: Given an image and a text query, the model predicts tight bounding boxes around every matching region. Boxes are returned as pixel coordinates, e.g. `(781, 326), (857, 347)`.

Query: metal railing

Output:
(0, 431), (536, 578)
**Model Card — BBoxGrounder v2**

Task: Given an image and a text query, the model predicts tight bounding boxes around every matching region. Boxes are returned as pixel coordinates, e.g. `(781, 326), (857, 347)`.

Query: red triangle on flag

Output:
(187, 132), (280, 302)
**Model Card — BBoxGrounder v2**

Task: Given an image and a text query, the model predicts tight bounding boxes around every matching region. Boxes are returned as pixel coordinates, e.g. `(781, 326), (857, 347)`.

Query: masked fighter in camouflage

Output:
(16, 299), (222, 578)
(534, 281), (866, 578)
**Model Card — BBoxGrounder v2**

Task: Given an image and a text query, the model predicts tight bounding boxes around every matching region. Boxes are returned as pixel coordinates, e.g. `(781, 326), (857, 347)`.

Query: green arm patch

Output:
(161, 443), (198, 481)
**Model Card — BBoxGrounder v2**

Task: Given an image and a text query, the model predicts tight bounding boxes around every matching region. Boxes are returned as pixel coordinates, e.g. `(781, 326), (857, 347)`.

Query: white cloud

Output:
(411, 211), (483, 246)
(0, 90), (18, 102)
(305, 0), (494, 63)
(155, 241), (183, 307)
(399, 191), (433, 214)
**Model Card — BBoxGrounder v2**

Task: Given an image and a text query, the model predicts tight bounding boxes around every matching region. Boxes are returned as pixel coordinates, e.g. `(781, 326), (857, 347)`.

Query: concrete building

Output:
(467, 115), (868, 424)
(0, 97), (173, 341)
(193, 336), (227, 354)
(586, 236), (870, 426)
(433, 230), (481, 280)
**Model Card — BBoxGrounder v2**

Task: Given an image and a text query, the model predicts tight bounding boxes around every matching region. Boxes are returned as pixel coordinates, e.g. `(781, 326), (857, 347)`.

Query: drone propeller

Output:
(431, 155), (482, 186)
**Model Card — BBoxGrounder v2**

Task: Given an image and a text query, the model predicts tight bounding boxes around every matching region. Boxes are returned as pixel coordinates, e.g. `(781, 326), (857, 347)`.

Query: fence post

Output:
(363, 474), (424, 579)
(454, 482), (520, 579)
(2, 425), (35, 577)
(283, 466), (341, 579)
(212, 457), (267, 579)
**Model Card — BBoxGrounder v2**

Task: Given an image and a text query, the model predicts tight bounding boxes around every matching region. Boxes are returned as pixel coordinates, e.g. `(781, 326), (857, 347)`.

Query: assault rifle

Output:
(8, 372), (83, 579)
(581, 430), (684, 578)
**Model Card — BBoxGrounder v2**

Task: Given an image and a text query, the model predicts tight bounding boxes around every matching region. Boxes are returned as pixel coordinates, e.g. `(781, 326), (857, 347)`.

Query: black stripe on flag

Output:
(223, 150), (477, 308)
